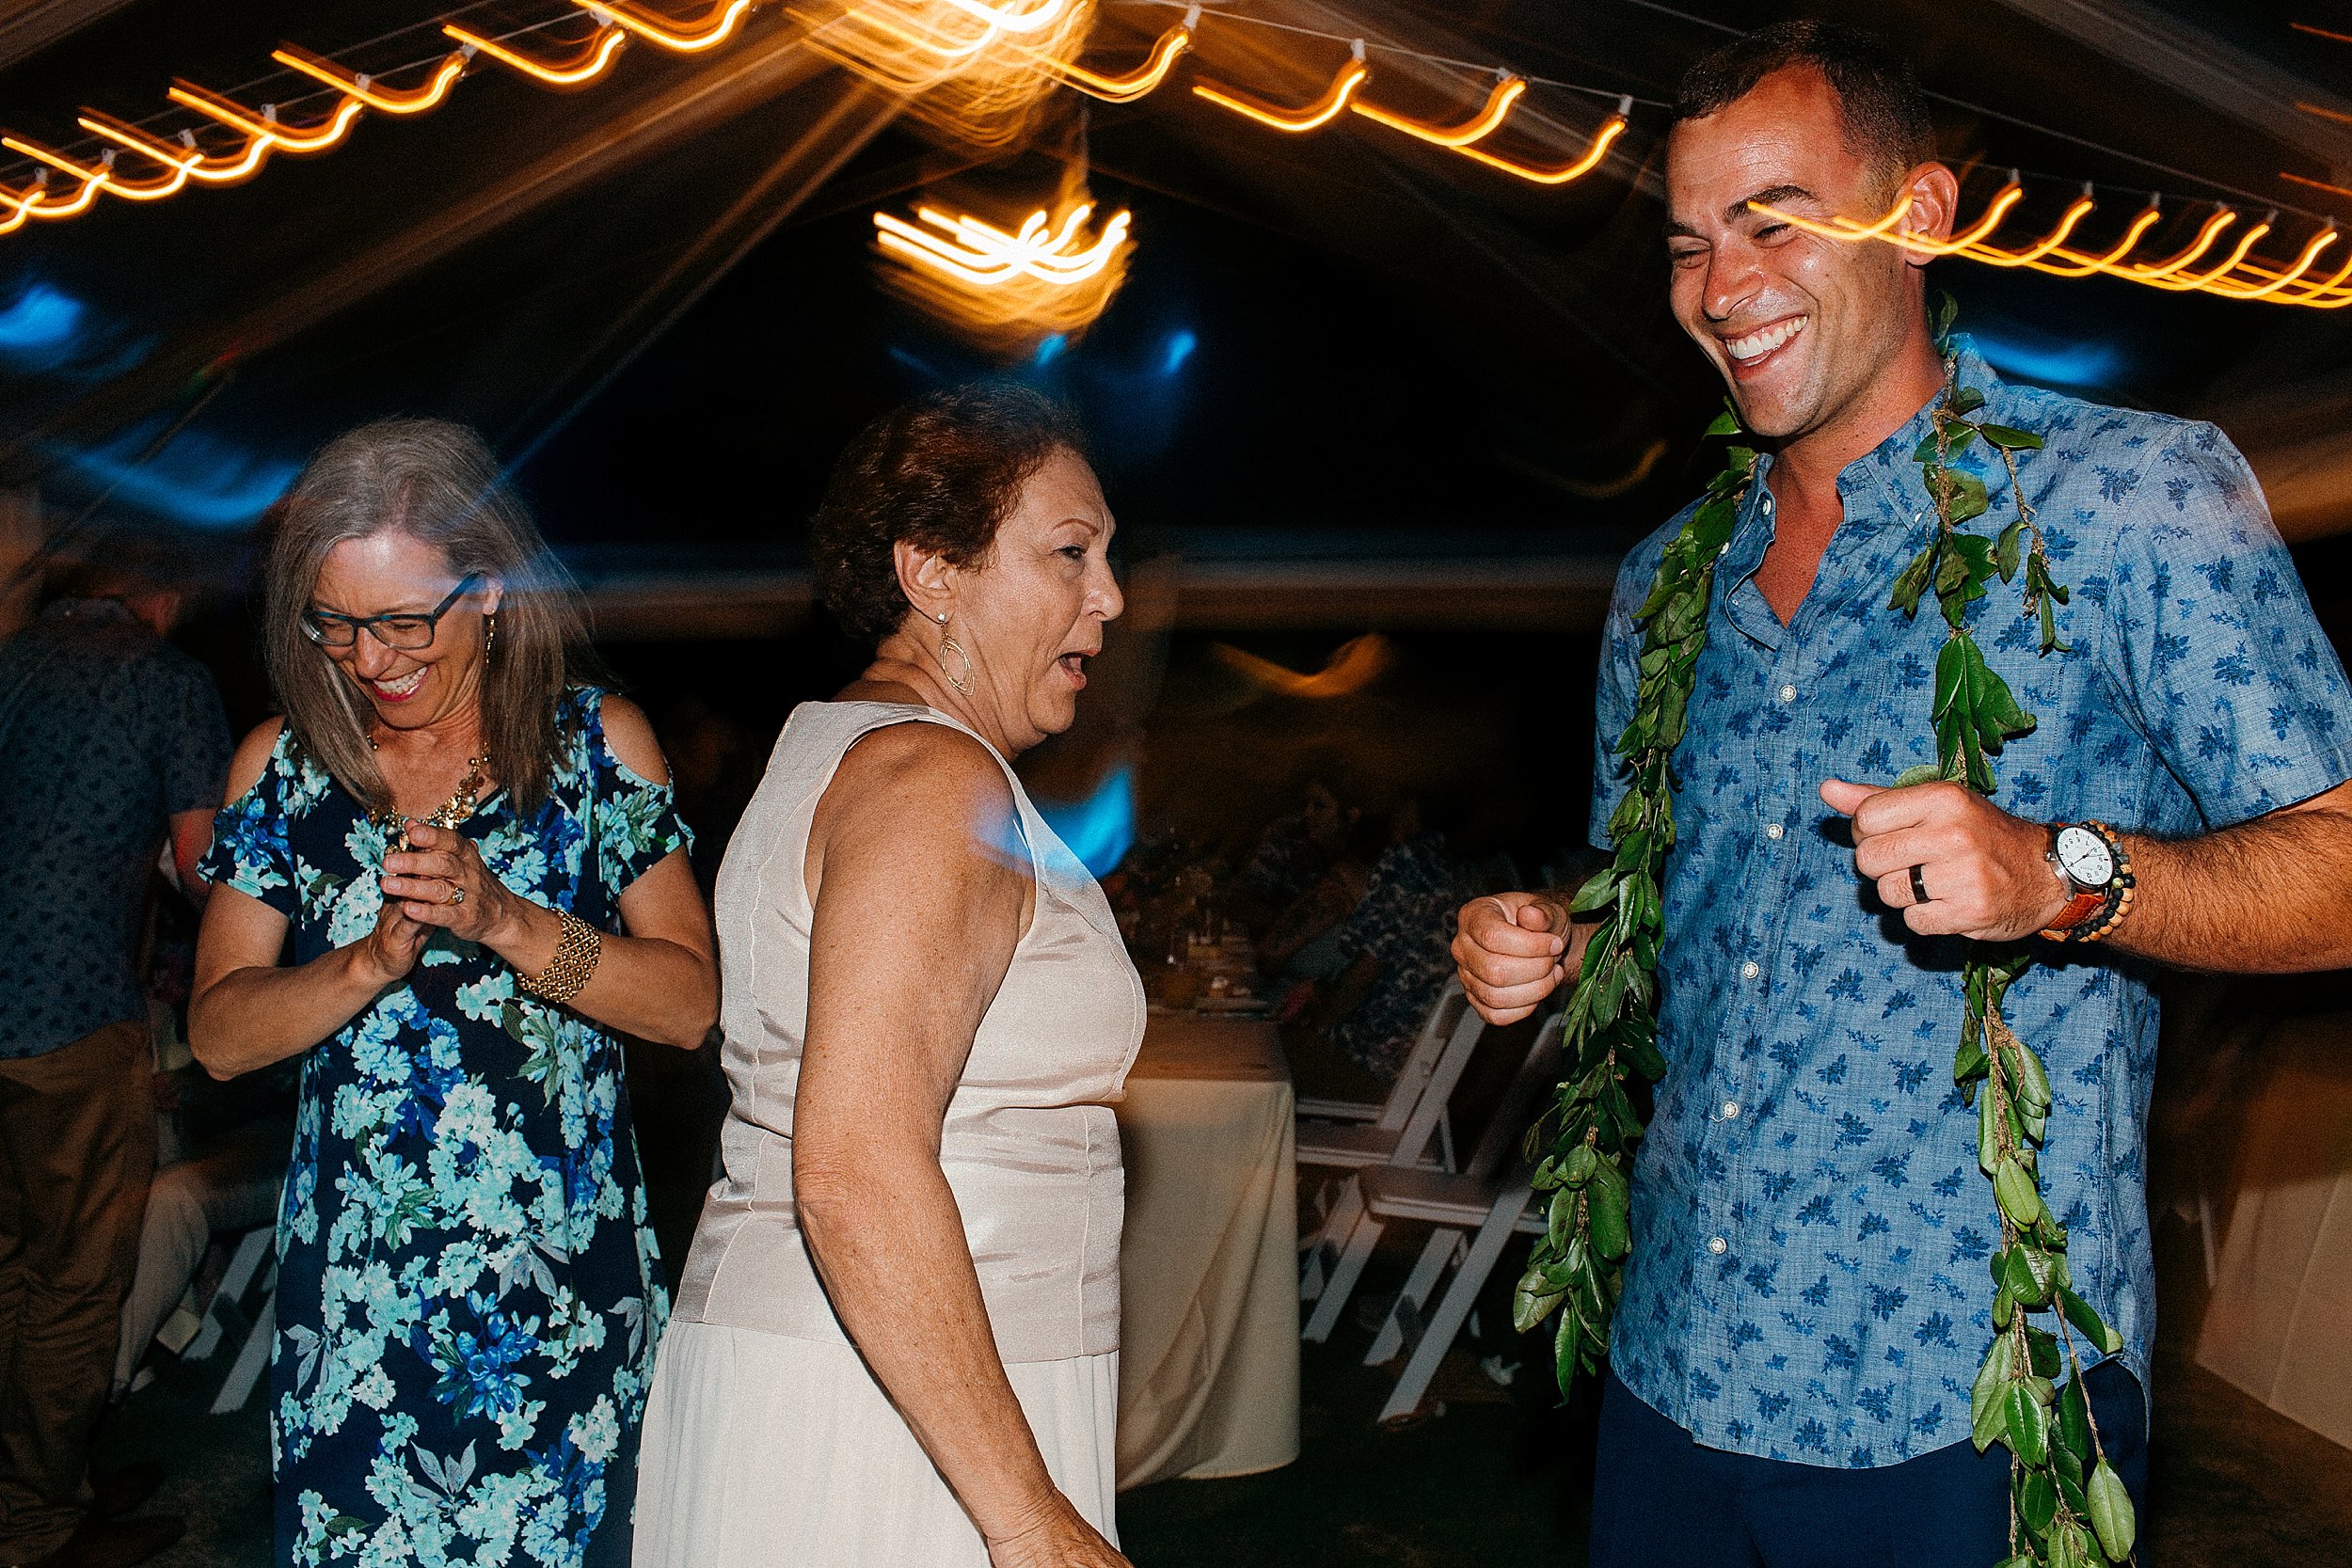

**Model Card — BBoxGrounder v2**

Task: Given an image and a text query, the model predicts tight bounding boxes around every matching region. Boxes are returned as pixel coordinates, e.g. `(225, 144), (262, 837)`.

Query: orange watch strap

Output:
(2039, 888), (2106, 938)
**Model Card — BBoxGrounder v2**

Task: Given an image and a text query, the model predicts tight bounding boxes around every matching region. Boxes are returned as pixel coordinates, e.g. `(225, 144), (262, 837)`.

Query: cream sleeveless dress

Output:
(633, 702), (1146, 1568)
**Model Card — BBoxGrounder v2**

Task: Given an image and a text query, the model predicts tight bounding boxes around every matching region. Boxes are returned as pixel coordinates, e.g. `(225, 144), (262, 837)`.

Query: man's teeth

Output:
(1727, 316), (1808, 363)
(373, 669), (425, 695)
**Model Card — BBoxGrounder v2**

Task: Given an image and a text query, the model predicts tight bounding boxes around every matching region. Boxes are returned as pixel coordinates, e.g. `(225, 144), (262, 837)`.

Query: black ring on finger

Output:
(1909, 864), (1931, 905)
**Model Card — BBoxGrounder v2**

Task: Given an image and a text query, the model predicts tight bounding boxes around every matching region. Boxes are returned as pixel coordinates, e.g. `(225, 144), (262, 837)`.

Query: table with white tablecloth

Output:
(1114, 1011), (1300, 1489)
(2194, 1012), (2352, 1450)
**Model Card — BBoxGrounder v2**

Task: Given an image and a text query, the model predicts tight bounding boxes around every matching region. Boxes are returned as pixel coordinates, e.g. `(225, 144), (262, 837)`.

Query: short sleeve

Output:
(589, 705), (693, 898)
(1588, 542), (1654, 852)
(198, 734), (299, 918)
(151, 655), (231, 817)
(2094, 423), (2352, 828)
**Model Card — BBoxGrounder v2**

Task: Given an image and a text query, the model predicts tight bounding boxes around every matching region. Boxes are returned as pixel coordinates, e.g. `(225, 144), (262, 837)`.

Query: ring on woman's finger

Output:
(449, 886), (466, 906)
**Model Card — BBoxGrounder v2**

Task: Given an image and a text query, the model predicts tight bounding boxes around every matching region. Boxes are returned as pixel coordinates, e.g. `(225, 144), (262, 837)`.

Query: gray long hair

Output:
(262, 419), (591, 814)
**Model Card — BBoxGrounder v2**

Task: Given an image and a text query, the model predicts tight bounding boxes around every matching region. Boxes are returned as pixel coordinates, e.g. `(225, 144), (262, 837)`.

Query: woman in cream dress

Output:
(634, 388), (1140, 1568)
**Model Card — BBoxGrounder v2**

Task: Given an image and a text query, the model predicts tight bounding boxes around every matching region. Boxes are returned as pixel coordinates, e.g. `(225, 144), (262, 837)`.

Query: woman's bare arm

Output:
(192, 720), (427, 1078)
(790, 722), (1123, 1565)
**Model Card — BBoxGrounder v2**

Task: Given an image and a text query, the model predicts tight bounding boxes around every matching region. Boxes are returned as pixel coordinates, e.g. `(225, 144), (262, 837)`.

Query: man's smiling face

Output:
(1665, 64), (1933, 443)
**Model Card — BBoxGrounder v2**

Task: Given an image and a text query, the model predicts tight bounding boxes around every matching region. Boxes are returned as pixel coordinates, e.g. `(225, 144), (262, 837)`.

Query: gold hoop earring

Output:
(935, 612), (974, 695)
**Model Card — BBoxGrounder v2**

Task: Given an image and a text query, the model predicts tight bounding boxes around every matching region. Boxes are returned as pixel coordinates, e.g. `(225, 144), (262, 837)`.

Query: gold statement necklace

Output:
(367, 733), (491, 849)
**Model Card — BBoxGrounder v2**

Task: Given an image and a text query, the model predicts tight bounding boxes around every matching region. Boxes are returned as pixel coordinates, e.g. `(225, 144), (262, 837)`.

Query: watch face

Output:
(2056, 826), (2114, 887)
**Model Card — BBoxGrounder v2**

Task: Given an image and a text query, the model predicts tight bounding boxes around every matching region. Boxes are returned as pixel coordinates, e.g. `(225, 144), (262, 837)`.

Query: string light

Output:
(799, 0), (1093, 147)
(269, 44), (469, 115)
(78, 112), (274, 184)
(1192, 42), (1368, 133)
(165, 82), (367, 154)
(1352, 73), (1526, 148)
(1448, 103), (1627, 186)
(1049, 16), (1190, 100)
(875, 200), (1130, 283)
(441, 21), (630, 87)
(1749, 180), (2352, 307)
(574, 0), (755, 53)
(1, 135), (183, 201)
(871, 188), (1134, 347)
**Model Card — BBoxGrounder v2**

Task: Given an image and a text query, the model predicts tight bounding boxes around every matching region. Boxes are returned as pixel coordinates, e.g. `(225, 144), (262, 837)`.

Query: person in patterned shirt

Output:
(188, 420), (717, 1568)
(1454, 22), (2352, 1568)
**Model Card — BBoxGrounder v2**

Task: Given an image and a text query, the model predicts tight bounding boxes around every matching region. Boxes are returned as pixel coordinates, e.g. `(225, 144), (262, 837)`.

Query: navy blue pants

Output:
(1589, 1361), (2149, 1568)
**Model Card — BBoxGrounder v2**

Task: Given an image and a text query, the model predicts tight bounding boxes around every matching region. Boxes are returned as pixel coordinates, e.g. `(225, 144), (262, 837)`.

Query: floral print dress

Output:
(199, 688), (687, 1568)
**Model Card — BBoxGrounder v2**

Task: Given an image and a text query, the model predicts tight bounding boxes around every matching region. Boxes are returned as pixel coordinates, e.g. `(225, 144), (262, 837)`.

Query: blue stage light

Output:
(0, 282), (83, 355)
(1035, 763), (1136, 878)
(1159, 328), (1196, 376)
(54, 422), (298, 529)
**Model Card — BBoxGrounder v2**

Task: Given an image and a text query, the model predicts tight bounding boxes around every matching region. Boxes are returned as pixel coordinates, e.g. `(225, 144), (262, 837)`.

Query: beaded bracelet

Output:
(519, 909), (602, 1005)
(2066, 820), (2137, 944)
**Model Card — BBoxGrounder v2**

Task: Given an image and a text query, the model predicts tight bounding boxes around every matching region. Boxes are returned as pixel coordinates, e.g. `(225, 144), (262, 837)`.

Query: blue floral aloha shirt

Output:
(199, 687), (689, 1566)
(1592, 341), (2352, 1468)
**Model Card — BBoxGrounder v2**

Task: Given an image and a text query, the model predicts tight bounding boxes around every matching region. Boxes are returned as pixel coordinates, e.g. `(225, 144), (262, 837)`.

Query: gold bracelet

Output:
(518, 909), (602, 1006)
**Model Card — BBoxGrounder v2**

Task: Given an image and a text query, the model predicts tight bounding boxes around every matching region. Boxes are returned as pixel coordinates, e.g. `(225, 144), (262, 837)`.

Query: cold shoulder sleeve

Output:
(584, 692), (693, 898)
(198, 728), (302, 918)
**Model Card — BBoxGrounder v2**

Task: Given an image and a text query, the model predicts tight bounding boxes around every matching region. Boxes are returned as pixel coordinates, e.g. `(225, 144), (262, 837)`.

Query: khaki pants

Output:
(0, 1021), (156, 1560)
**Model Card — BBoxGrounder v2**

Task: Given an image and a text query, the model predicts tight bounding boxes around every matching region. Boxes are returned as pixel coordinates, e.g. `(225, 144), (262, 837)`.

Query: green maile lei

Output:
(1514, 303), (2138, 1568)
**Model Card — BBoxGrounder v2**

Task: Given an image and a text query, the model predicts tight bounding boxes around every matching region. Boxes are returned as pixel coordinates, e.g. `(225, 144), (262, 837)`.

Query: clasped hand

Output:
(358, 823), (522, 985)
(1820, 778), (2071, 941)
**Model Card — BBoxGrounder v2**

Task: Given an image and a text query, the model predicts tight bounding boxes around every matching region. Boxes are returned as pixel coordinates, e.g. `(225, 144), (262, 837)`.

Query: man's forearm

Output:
(2106, 800), (2352, 973)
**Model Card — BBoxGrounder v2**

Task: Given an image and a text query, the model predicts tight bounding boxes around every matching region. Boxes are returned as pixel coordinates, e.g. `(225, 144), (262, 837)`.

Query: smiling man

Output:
(1454, 20), (2352, 1567)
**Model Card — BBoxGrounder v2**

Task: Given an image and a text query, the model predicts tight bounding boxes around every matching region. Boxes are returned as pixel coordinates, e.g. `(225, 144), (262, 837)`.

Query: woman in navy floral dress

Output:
(190, 420), (717, 1568)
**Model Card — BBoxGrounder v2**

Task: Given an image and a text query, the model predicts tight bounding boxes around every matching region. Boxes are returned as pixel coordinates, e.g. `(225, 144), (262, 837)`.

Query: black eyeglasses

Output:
(302, 574), (482, 651)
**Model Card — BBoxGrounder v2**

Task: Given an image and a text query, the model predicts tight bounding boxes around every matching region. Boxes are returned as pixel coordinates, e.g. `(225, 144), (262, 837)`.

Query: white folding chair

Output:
(1354, 1013), (1567, 1423)
(1297, 985), (1486, 1302)
(1308, 1006), (1543, 1335)
(183, 1223), (278, 1414)
(1296, 981), (1483, 1175)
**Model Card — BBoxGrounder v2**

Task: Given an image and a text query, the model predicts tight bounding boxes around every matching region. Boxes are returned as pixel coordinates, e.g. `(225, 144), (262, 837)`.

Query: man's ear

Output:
(893, 538), (954, 626)
(1893, 162), (1963, 267)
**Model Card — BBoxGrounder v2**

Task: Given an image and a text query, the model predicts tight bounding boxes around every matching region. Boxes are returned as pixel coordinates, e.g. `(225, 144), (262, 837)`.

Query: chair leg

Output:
(1303, 1209), (1385, 1343)
(186, 1227), (272, 1364)
(211, 1290), (275, 1415)
(1301, 1176), (1366, 1303)
(1367, 1229), (1461, 1366)
(1376, 1189), (1534, 1424)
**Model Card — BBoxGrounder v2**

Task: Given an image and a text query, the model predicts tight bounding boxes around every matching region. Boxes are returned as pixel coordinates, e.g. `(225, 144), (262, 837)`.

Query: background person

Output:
(188, 419), (717, 1568)
(1454, 22), (2352, 1567)
(0, 541), (226, 1568)
(635, 387), (1136, 1568)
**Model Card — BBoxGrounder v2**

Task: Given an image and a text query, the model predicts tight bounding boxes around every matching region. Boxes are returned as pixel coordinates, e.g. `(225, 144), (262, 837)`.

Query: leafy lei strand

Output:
(1513, 303), (2136, 1568)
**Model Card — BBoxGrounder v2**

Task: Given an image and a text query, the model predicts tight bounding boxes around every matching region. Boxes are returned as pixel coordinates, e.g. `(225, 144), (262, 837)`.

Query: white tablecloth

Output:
(2194, 1013), (2352, 1449)
(1114, 1012), (1300, 1488)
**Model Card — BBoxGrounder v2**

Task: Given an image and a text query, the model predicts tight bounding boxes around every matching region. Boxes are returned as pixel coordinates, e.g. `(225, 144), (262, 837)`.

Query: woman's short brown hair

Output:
(811, 384), (1089, 647)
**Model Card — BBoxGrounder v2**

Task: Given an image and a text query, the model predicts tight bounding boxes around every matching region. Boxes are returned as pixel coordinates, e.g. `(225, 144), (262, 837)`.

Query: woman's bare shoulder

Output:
(823, 720), (1014, 835)
(226, 718), (288, 800)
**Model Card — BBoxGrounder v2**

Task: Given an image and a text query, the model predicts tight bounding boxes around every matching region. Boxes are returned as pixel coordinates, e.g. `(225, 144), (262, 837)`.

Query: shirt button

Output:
(1778, 683), (1798, 703)
(1707, 1236), (1729, 1256)
(1741, 960), (1760, 980)
(1764, 823), (1785, 841)
(1722, 1100), (1741, 1119)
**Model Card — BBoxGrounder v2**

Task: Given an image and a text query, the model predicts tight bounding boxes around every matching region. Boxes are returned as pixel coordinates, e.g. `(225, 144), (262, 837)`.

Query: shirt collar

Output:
(1823, 335), (2006, 541)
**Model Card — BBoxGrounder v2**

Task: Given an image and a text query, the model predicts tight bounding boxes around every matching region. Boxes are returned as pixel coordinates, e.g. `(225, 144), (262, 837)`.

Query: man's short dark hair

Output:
(1673, 20), (1934, 181)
